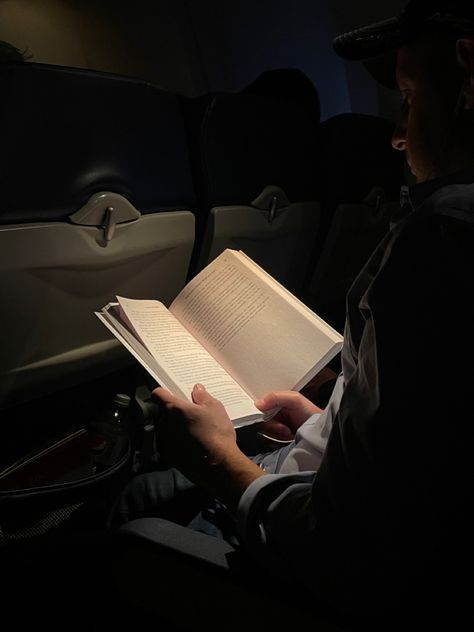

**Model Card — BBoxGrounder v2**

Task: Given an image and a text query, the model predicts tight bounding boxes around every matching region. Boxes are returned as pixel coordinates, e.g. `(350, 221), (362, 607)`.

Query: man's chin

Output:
(406, 160), (417, 180)
(407, 163), (426, 184)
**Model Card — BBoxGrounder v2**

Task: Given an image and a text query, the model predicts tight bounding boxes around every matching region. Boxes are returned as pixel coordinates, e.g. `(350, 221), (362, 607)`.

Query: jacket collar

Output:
(406, 167), (474, 210)
(392, 167), (474, 227)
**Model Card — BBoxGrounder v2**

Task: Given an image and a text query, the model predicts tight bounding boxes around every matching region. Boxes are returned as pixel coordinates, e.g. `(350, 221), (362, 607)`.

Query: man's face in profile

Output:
(391, 33), (465, 183)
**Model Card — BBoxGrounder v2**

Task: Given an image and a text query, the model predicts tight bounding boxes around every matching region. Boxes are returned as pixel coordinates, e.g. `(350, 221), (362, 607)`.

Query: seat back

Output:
(181, 92), (322, 297)
(0, 62), (196, 408)
(304, 113), (405, 332)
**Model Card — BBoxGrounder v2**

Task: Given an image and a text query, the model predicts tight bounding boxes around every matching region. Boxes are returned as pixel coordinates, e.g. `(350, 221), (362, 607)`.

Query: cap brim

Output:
(333, 16), (404, 60)
(333, 16), (404, 90)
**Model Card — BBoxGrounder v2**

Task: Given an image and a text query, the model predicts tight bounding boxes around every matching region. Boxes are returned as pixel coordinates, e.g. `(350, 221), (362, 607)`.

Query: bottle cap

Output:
(113, 393), (131, 407)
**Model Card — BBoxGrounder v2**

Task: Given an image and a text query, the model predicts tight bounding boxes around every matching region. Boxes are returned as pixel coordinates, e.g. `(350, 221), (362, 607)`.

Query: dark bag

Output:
(0, 384), (161, 546)
(0, 427), (133, 544)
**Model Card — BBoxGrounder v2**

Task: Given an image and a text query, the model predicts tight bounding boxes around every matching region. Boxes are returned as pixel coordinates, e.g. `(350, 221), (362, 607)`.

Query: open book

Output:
(95, 249), (343, 428)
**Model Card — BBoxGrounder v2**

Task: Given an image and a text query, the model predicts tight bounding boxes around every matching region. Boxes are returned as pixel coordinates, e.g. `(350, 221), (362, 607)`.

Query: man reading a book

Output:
(111, 0), (474, 622)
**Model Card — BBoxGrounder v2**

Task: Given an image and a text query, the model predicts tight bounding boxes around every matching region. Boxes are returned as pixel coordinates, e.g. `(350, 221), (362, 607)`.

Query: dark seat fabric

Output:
(317, 113), (403, 204)
(0, 62), (196, 224)
(181, 90), (320, 207)
(180, 91), (322, 278)
(241, 67), (321, 128)
(312, 112), (404, 248)
(303, 113), (406, 332)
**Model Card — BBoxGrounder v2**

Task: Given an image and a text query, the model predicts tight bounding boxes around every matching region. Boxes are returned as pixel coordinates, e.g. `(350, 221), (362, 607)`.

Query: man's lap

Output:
(108, 447), (289, 542)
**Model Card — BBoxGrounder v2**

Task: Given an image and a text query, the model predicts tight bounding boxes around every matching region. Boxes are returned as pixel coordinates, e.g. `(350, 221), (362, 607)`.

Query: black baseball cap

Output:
(333, 1), (474, 88)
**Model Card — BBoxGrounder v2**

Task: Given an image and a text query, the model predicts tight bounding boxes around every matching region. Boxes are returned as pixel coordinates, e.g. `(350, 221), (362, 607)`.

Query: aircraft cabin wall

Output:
(0, 0), (404, 121)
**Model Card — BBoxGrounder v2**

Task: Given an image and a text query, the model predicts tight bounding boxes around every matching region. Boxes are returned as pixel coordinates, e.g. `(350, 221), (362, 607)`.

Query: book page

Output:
(114, 297), (261, 425)
(170, 249), (343, 401)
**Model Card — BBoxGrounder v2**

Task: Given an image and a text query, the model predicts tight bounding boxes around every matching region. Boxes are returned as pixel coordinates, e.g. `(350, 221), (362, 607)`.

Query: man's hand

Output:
(153, 383), (237, 466)
(152, 384), (264, 509)
(254, 390), (323, 440)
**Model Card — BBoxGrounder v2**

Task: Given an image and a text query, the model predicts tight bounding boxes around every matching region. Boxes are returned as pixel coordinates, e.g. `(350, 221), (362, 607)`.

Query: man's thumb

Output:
(191, 383), (213, 404)
(254, 394), (275, 411)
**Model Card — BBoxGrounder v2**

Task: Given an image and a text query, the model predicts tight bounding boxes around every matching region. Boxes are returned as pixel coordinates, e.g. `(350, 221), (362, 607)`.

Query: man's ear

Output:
(456, 38), (474, 109)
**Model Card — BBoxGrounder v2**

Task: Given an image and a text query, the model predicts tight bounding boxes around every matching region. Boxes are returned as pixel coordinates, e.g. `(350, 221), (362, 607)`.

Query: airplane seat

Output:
(180, 90), (323, 298)
(303, 113), (405, 333)
(0, 62), (196, 411)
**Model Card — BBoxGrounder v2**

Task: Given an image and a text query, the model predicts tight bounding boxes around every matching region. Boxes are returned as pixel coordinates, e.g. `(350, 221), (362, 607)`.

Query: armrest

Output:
(114, 516), (238, 570)
(109, 517), (349, 632)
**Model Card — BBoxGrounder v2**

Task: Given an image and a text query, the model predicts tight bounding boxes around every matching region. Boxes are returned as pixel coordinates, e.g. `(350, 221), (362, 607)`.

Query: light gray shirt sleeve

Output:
(234, 374), (345, 577)
(236, 471), (318, 583)
(277, 372), (344, 473)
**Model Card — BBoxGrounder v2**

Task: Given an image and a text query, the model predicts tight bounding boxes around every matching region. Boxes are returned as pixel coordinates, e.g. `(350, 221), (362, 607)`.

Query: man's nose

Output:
(391, 122), (406, 151)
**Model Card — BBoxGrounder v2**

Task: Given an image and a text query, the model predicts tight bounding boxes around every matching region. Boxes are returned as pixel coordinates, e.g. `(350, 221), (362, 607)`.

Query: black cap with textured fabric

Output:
(333, 1), (474, 88)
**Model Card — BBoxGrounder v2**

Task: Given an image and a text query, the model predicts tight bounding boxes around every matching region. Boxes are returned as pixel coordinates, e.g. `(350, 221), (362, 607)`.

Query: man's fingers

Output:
(152, 386), (194, 414)
(152, 386), (176, 404)
(153, 387), (186, 414)
(254, 390), (302, 411)
(191, 383), (218, 405)
(152, 384), (218, 410)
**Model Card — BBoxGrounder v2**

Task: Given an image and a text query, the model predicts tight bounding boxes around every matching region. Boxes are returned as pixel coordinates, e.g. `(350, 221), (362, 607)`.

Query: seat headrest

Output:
(181, 91), (321, 207)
